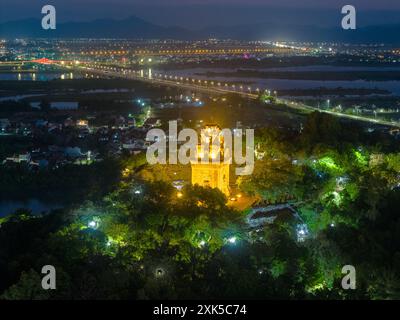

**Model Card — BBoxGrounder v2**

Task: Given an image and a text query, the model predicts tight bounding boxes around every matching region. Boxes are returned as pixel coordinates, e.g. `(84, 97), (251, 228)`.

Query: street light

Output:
(88, 221), (97, 228)
(88, 218), (100, 230)
(155, 267), (165, 278)
(228, 236), (237, 244)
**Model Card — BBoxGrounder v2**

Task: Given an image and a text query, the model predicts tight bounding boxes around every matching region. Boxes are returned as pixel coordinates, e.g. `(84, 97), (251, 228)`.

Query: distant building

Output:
(247, 204), (309, 242)
(0, 118), (10, 131)
(247, 204), (298, 228)
(64, 118), (75, 127)
(76, 119), (89, 128)
(369, 153), (384, 167)
(35, 119), (48, 127)
(64, 147), (83, 158)
(122, 139), (145, 151)
(389, 128), (400, 137)
(4, 153), (31, 164)
(50, 102), (78, 110)
(144, 118), (161, 128)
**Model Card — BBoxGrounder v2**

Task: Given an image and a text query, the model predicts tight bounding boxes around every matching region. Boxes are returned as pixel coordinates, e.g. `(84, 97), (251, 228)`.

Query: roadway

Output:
(3, 58), (398, 128)
(72, 64), (399, 128)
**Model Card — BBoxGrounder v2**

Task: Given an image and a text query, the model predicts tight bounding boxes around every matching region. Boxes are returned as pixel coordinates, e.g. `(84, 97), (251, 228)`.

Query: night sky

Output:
(1, 0), (399, 27)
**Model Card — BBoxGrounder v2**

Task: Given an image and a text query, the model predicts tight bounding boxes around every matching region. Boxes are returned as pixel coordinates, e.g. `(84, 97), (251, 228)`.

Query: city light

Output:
(122, 168), (131, 177)
(2, 13), (399, 302)
(296, 224), (309, 242)
(155, 267), (165, 278)
(88, 220), (99, 229)
(228, 236), (237, 244)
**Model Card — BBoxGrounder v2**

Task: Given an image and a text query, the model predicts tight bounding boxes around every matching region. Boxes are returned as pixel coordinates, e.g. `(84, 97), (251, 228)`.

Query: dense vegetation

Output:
(0, 159), (122, 203)
(0, 112), (399, 299)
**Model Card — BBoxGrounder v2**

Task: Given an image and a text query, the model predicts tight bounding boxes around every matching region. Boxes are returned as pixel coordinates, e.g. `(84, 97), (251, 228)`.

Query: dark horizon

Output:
(2, 14), (400, 44)
(1, 1), (400, 28)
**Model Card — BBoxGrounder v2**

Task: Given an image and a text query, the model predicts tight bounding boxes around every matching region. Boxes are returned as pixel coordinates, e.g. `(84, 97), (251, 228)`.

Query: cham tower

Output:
(191, 125), (230, 196)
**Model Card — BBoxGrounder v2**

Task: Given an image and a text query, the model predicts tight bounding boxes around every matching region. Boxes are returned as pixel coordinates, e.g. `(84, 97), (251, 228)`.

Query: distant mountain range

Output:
(0, 17), (196, 40)
(1, 16), (400, 44)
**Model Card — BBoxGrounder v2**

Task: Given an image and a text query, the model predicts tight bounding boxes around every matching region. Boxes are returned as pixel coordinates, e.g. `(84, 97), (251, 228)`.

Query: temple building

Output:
(191, 125), (230, 196)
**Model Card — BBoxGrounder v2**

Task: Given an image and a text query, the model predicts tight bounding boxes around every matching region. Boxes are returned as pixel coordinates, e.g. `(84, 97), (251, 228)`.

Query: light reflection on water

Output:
(160, 67), (400, 95)
(0, 72), (77, 81)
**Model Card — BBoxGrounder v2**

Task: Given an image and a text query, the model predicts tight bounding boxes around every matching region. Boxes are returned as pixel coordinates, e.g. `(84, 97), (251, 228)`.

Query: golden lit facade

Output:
(191, 125), (230, 196)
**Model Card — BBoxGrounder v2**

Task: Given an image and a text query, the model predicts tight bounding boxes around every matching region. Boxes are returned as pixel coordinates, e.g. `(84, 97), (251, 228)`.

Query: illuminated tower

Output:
(191, 125), (230, 196)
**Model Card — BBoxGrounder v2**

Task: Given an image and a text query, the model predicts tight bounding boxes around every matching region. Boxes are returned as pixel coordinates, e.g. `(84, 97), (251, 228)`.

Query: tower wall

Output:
(191, 162), (230, 196)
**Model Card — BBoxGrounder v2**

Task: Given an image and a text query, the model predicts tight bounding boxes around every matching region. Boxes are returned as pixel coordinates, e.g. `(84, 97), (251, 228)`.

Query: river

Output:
(158, 66), (400, 95)
(0, 72), (78, 81)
